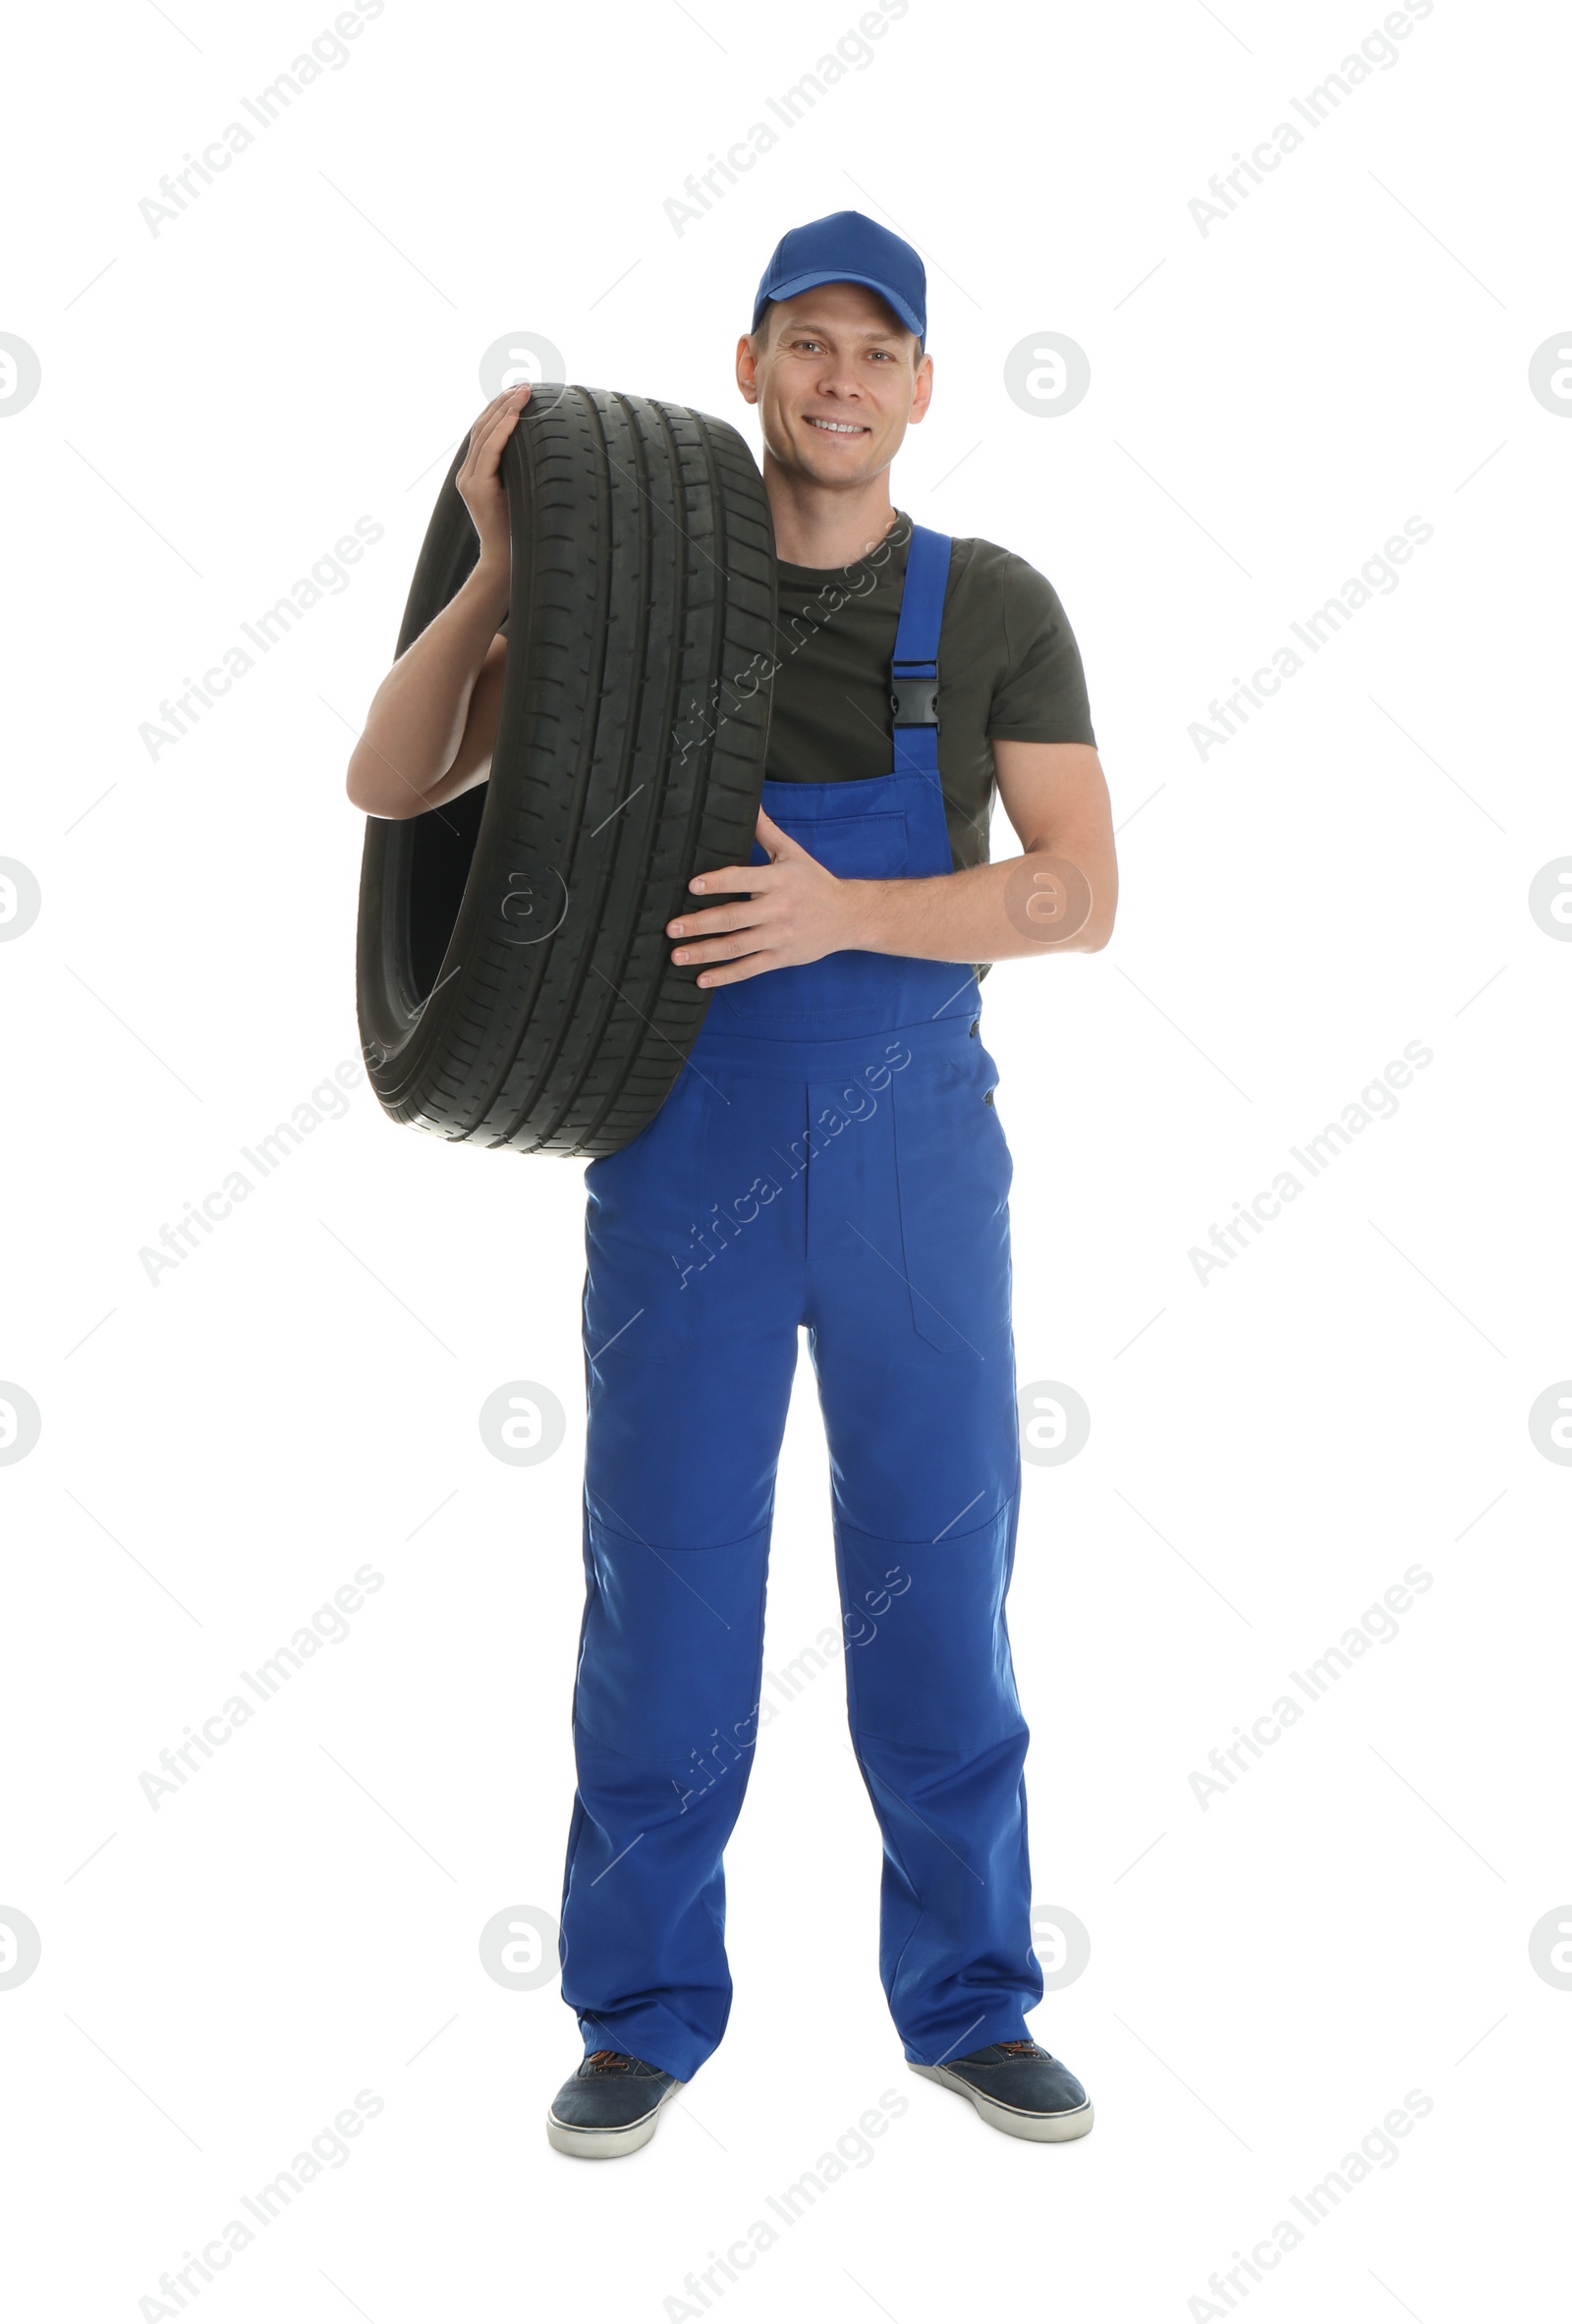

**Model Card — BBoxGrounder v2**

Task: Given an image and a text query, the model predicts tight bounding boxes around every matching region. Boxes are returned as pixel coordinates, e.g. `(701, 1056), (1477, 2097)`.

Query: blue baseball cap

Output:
(752, 209), (926, 346)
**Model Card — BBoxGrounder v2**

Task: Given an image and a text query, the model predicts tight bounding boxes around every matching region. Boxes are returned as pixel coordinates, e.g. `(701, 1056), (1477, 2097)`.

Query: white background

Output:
(3, 1), (1569, 2317)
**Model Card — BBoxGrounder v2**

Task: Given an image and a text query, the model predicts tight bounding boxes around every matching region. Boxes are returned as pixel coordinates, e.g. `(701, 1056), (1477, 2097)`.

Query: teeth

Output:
(809, 417), (865, 433)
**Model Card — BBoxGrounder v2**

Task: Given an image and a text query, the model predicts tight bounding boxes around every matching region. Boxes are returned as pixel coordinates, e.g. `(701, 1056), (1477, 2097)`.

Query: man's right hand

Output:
(344, 383), (532, 819)
(457, 381), (533, 579)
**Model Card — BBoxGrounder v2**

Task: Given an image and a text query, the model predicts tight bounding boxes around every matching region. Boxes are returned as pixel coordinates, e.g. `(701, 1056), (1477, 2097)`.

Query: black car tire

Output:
(355, 384), (776, 1156)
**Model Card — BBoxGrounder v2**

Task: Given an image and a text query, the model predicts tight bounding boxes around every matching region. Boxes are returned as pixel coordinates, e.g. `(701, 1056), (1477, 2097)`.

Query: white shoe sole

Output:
(909, 2061), (1095, 2142)
(546, 2080), (684, 2160)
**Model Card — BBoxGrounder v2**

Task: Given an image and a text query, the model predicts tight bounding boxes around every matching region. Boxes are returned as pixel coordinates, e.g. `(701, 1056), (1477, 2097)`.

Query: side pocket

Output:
(889, 1053), (1014, 1355)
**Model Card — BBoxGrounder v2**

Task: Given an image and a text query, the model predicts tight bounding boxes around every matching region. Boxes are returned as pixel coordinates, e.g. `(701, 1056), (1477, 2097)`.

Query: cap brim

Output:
(754, 268), (925, 342)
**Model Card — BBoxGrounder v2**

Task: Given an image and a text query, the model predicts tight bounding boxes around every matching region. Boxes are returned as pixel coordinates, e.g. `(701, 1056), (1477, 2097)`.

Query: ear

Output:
(909, 349), (934, 426)
(736, 333), (760, 405)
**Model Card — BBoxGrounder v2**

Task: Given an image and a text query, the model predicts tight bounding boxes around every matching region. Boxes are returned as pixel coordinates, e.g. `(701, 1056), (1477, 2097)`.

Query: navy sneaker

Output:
(546, 2048), (685, 2159)
(910, 2038), (1094, 2142)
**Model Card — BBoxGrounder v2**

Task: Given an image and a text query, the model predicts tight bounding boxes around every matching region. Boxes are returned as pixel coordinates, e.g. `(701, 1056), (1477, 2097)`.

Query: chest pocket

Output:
(716, 806), (914, 1024)
(761, 812), (910, 882)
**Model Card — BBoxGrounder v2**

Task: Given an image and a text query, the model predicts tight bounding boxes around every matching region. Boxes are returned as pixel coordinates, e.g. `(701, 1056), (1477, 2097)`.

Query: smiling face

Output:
(736, 278), (932, 492)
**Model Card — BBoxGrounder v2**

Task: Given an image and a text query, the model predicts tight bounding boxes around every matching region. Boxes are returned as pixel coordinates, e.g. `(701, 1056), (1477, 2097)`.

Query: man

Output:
(347, 210), (1117, 2160)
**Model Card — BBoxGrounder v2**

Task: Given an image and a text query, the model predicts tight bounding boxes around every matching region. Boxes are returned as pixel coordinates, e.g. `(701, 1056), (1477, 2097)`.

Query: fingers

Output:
(690, 952), (779, 988)
(459, 392), (512, 471)
(674, 937), (762, 968)
(666, 903), (751, 937)
(687, 862), (775, 897)
(755, 803), (804, 855)
(458, 384), (532, 482)
(467, 385), (530, 468)
(672, 859), (778, 964)
(670, 930), (762, 965)
(474, 381), (533, 430)
(667, 893), (765, 963)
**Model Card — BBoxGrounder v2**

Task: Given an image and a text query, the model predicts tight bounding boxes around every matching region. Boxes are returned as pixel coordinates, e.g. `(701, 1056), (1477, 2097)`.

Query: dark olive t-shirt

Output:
(766, 509), (1096, 876)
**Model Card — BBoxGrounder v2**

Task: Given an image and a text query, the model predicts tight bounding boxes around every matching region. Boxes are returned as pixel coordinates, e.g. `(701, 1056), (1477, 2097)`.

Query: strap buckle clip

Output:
(890, 662), (940, 728)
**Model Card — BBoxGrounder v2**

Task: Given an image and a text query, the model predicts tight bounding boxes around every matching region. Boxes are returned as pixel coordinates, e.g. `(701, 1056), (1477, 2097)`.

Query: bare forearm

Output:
(669, 744), (1118, 987)
(346, 558), (509, 818)
(850, 844), (1113, 962)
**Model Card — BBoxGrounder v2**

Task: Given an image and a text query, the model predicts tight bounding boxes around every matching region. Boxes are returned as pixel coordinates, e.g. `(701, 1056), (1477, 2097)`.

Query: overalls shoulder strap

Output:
(890, 526), (952, 777)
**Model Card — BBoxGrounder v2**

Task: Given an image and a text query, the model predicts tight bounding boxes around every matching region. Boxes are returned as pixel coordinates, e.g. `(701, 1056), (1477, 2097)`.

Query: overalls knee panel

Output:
(562, 526), (1042, 2079)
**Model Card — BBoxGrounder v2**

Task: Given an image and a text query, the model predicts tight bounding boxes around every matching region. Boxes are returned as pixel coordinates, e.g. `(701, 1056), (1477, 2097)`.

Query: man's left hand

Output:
(666, 806), (857, 986)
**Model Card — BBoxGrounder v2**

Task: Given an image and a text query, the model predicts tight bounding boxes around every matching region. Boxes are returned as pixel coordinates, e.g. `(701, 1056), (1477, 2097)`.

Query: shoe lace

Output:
(996, 2040), (1042, 2058)
(586, 2048), (635, 2073)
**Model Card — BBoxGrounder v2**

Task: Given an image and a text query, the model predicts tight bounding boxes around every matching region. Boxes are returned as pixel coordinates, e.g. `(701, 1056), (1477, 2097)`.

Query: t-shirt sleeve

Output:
(985, 554), (1097, 748)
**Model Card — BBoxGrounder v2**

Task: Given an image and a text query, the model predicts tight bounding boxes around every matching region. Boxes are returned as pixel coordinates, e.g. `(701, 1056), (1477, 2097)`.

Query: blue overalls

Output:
(560, 526), (1042, 2079)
